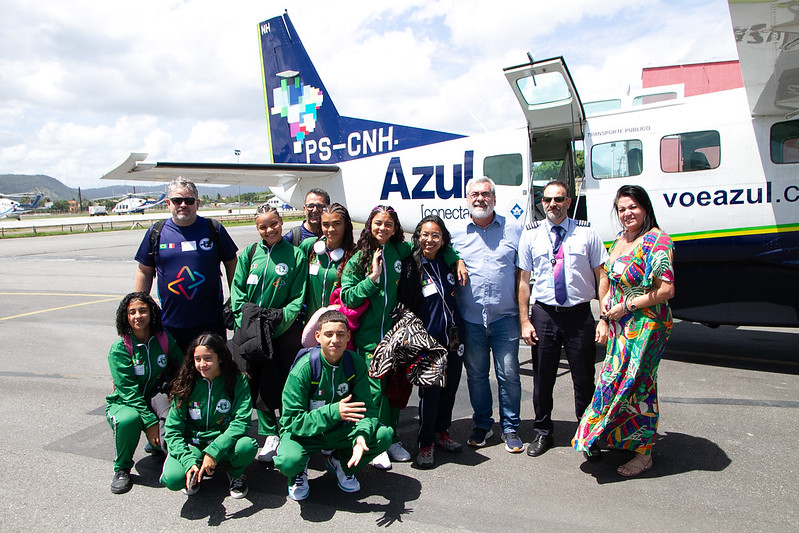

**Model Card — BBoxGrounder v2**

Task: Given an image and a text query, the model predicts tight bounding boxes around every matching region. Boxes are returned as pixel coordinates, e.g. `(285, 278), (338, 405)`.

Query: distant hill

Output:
(0, 174), (272, 201)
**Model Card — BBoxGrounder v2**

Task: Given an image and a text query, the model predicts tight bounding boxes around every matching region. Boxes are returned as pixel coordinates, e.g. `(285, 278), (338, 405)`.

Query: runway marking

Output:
(0, 296), (121, 320)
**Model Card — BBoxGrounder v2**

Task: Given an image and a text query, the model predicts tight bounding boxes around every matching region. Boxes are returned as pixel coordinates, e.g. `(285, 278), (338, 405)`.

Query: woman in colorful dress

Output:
(230, 204), (306, 463)
(572, 185), (675, 477)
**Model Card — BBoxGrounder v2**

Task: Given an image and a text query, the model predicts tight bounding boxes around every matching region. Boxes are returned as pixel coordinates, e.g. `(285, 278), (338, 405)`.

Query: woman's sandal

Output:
(616, 454), (653, 477)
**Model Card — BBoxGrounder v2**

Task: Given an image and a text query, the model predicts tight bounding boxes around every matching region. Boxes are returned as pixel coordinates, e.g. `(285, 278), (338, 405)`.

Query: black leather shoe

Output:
(582, 443), (601, 462)
(526, 434), (554, 457)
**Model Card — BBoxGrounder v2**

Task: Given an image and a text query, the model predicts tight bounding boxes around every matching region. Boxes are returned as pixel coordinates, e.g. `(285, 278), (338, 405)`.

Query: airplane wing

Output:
(101, 153), (341, 187)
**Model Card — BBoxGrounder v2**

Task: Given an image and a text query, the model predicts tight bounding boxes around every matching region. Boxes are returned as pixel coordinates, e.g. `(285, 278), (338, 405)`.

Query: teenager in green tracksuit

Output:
(229, 204), (306, 460)
(274, 310), (393, 501)
(339, 205), (465, 467)
(106, 292), (182, 495)
(298, 203), (355, 319)
(160, 333), (257, 499)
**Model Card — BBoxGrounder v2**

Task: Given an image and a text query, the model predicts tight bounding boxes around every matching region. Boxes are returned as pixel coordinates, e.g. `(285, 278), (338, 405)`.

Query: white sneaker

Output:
(370, 451), (392, 470)
(388, 442), (411, 462)
(288, 468), (309, 501)
(181, 484), (199, 496)
(257, 435), (280, 462)
(325, 455), (360, 493)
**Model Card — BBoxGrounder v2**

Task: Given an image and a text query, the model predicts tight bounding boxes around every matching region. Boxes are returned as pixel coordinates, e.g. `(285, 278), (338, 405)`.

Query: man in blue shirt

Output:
(516, 180), (608, 459)
(450, 177), (524, 453)
(134, 178), (238, 352)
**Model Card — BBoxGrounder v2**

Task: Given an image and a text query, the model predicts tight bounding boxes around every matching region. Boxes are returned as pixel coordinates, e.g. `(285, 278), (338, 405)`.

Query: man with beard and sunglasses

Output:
(134, 177), (238, 353)
(516, 180), (607, 459)
(449, 176), (524, 454)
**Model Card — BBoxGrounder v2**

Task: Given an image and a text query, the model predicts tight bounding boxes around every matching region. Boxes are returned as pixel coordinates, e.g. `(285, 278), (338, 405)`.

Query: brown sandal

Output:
(616, 454), (652, 477)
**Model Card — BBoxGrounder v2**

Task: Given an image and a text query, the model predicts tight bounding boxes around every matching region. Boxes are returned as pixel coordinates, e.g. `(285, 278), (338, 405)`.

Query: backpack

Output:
(148, 217), (221, 257)
(123, 332), (169, 358)
(289, 224), (303, 245)
(291, 346), (356, 397)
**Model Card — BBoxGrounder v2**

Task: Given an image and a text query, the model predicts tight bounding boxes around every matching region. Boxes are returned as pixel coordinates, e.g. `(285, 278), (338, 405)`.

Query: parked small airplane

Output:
(0, 192), (43, 219)
(102, 2), (799, 327)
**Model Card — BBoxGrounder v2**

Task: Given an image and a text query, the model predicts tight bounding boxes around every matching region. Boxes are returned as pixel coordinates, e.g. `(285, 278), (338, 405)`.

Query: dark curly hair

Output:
(410, 215), (452, 284)
(170, 333), (241, 407)
(115, 291), (163, 337)
(612, 184), (661, 238)
(344, 205), (404, 277)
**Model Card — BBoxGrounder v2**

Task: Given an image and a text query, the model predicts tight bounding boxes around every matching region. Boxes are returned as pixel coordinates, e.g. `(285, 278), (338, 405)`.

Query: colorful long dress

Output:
(573, 229), (674, 455)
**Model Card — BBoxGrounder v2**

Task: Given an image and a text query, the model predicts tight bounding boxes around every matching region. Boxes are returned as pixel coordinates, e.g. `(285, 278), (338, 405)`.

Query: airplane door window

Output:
(660, 130), (720, 172)
(590, 140), (643, 179)
(770, 119), (799, 164)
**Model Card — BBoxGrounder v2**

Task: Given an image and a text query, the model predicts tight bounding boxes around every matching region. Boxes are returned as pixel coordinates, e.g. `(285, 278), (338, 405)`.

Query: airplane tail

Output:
(258, 13), (464, 165)
(22, 193), (42, 209)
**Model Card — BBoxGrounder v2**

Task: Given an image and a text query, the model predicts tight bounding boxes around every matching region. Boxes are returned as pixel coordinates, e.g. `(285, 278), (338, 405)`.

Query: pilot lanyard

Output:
(548, 219), (570, 265)
(258, 242), (274, 308)
(422, 259), (455, 346)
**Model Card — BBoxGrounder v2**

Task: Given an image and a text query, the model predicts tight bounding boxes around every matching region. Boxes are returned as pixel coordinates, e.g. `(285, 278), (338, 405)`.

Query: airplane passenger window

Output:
(633, 92), (677, 106)
(516, 72), (571, 106)
(584, 99), (621, 115)
(660, 130), (720, 172)
(484, 154), (523, 186)
(590, 140), (643, 179)
(770, 120), (799, 164)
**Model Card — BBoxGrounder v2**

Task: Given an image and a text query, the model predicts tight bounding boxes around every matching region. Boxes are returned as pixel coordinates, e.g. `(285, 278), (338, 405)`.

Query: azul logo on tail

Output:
(259, 13), (464, 165)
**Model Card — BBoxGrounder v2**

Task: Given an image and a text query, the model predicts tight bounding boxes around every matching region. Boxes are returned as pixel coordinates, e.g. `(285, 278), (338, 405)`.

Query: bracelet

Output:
(623, 300), (631, 313)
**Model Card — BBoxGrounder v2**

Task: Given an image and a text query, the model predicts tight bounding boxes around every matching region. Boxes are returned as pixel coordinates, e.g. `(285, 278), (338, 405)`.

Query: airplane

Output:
(0, 192), (43, 219)
(102, 2), (799, 327)
(108, 191), (167, 214)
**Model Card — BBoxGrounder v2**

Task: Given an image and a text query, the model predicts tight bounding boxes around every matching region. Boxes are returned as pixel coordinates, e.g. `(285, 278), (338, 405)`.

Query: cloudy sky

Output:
(0, 0), (738, 189)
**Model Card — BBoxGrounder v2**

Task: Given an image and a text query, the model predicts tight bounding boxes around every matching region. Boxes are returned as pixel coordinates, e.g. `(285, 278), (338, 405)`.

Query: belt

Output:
(536, 301), (590, 313)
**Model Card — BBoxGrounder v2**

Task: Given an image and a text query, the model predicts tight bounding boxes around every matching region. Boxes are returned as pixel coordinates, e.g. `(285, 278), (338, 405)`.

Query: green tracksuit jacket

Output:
(164, 373), (252, 470)
(230, 239), (307, 336)
(298, 237), (344, 319)
(106, 333), (182, 428)
(340, 241), (459, 354)
(279, 350), (377, 444)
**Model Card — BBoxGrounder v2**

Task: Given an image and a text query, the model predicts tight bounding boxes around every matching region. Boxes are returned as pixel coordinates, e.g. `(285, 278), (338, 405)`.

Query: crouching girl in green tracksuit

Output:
(160, 333), (257, 499)
(274, 310), (393, 501)
(106, 292), (182, 495)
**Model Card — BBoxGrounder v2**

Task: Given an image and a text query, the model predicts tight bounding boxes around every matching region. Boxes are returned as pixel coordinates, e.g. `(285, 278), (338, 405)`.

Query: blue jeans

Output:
(462, 315), (522, 433)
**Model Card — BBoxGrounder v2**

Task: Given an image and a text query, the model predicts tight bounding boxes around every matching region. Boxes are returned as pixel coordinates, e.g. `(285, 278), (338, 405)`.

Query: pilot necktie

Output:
(553, 225), (567, 305)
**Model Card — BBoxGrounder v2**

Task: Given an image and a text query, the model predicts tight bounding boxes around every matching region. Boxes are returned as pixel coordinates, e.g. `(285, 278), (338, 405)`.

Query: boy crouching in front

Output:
(273, 310), (393, 500)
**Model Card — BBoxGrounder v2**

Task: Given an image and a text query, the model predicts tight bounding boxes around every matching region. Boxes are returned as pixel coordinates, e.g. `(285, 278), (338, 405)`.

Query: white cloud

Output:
(0, 0), (739, 188)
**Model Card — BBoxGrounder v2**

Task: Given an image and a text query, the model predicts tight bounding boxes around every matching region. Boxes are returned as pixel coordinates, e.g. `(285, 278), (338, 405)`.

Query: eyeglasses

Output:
(468, 191), (494, 199)
(420, 232), (442, 241)
(304, 203), (326, 210)
(169, 197), (196, 206)
(542, 196), (567, 204)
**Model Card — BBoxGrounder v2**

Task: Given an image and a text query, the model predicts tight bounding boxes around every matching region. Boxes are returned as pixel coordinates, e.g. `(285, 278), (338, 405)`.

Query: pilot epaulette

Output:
(525, 220), (541, 230)
(574, 220), (591, 227)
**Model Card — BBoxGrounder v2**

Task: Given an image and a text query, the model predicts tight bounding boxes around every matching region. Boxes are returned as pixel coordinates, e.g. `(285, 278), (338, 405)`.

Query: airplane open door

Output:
(504, 57), (585, 219)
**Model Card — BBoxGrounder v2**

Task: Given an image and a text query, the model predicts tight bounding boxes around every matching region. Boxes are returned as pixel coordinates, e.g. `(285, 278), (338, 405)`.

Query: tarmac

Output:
(1, 219), (797, 532)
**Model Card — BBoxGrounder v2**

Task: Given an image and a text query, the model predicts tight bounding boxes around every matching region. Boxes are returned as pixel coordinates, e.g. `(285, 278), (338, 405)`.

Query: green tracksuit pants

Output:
(159, 436), (258, 491)
(106, 393), (170, 472)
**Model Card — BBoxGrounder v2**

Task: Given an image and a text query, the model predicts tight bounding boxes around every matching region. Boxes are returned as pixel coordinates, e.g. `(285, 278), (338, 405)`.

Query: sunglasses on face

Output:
(169, 197), (196, 206)
(542, 196), (567, 204)
(304, 203), (326, 210)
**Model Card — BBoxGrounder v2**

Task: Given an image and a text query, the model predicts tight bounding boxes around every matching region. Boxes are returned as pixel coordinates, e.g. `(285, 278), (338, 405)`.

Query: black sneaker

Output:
(467, 427), (494, 447)
(229, 473), (249, 499)
(111, 470), (132, 494)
